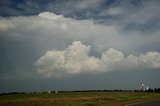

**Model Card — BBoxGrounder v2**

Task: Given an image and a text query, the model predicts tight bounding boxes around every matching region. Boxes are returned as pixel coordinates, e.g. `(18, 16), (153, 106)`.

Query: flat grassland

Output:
(0, 92), (160, 106)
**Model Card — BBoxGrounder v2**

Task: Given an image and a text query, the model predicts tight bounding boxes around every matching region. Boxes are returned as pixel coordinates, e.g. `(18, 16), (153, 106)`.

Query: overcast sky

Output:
(0, 0), (160, 92)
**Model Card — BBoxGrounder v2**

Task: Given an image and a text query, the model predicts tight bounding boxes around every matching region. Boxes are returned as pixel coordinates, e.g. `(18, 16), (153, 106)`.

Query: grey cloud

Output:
(0, 12), (160, 79)
(1, 0), (160, 32)
(100, 0), (160, 31)
(1, 12), (159, 53)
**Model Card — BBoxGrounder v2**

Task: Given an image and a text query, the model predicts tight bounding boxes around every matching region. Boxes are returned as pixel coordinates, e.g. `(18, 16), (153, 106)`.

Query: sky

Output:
(0, 0), (160, 92)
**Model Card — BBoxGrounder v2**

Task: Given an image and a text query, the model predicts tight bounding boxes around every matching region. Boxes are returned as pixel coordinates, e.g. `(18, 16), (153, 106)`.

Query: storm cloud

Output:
(0, 0), (160, 91)
(0, 11), (160, 79)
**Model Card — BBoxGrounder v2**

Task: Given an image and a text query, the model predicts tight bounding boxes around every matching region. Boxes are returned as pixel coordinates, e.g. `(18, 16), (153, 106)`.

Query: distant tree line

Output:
(1, 88), (160, 95)
(146, 88), (160, 92)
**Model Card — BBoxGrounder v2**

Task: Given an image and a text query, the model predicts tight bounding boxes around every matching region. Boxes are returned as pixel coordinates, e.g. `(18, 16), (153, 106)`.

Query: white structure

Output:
(140, 83), (144, 91)
(146, 86), (149, 91)
(47, 91), (51, 93)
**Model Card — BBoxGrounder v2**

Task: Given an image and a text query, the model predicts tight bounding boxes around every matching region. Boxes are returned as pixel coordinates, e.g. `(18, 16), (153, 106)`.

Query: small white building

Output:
(140, 83), (144, 91)
(146, 86), (149, 91)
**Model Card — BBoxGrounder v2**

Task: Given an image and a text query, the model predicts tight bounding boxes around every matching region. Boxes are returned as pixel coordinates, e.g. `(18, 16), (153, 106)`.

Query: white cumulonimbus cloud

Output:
(34, 41), (160, 77)
(1, 12), (160, 78)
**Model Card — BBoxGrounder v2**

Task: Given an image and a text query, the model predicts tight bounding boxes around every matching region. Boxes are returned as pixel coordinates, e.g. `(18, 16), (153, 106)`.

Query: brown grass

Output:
(0, 92), (160, 106)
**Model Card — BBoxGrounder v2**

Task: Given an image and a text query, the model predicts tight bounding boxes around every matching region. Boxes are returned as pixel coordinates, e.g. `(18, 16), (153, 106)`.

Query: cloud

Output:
(45, 0), (104, 16)
(99, 0), (160, 31)
(0, 12), (133, 52)
(34, 41), (100, 77)
(0, 11), (160, 79)
(34, 41), (160, 77)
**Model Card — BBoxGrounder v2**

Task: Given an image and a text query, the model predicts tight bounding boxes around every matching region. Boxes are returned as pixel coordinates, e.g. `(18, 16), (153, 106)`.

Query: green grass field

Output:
(0, 92), (160, 106)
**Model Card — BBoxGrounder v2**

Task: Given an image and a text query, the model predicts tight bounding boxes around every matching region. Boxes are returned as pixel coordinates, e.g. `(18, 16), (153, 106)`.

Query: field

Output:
(0, 92), (160, 106)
